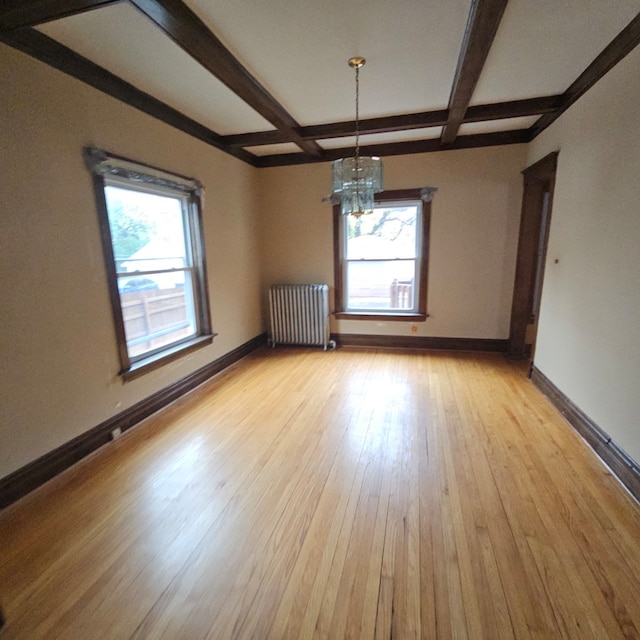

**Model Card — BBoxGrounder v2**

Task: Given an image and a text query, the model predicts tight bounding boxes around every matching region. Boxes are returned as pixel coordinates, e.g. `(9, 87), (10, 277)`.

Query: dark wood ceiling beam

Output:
(223, 110), (450, 148)
(464, 95), (562, 122)
(530, 11), (640, 138)
(0, 27), (259, 165)
(223, 130), (289, 149)
(441, 0), (508, 145)
(128, 0), (323, 157)
(255, 129), (530, 168)
(224, 96), (560, 148)
(0, 0), (119, 30)
(302, 110), (450, 141)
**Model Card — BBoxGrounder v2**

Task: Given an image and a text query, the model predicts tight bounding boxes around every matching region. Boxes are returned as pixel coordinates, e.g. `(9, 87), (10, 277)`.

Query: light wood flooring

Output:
(1, 347), (639, 639)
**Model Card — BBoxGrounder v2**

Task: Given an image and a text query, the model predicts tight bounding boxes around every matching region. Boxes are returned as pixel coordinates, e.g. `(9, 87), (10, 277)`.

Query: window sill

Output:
(334, 312), (428, 322)
(121, 333), (216, 382)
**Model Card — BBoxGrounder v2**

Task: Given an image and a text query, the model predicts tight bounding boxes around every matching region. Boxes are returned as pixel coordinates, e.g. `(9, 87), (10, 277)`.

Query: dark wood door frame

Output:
(508, 151), (559, 359)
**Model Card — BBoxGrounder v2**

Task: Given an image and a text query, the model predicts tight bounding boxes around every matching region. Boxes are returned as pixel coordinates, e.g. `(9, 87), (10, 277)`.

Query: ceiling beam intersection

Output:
(127, 0), (324, 157)
(224, 96), (561, 149)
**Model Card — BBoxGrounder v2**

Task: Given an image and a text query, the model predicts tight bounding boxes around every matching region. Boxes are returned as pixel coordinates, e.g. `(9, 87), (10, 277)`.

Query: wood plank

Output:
(438, 360), (512, 640)
(1, 348), (640, 639)
(265, 358), (368, 639)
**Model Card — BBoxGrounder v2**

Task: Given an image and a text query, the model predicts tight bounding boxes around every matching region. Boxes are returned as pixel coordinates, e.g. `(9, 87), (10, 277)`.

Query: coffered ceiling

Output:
(2, 1), (639, 167)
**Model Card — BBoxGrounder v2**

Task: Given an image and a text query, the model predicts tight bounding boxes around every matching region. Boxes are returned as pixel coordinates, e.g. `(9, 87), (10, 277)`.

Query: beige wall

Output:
(0, 45), (263, 478)
(258, 145), (527, 339)
(527, 45), (640, 463)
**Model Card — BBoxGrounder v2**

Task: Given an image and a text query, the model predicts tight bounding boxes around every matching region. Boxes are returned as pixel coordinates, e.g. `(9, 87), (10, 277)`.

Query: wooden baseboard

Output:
(0, 333), (267, 509)
(332, 333), (509, 352)
(531, 366), (640, 503)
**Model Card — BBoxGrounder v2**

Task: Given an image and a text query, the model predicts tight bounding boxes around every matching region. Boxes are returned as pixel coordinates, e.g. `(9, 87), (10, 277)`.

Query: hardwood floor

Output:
(1, 347), (639, 639)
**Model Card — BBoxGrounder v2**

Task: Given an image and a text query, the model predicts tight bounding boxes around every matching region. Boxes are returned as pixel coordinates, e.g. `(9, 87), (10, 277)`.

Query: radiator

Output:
(269, 284), (333, 350)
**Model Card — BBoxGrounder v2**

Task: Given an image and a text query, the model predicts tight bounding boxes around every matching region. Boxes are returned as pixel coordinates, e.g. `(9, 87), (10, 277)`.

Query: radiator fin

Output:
(269, 284), (331, 349)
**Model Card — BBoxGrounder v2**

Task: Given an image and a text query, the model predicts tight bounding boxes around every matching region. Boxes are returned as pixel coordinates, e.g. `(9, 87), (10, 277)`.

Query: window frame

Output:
(333, 187), (436, 322)
(85, 147), (214, 381)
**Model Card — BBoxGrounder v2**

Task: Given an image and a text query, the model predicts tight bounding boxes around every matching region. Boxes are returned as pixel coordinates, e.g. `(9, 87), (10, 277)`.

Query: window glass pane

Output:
(346, 260), (416, 310)
(346, 205), (417, 260)
(119, 269), (197, 358)
(104, 186), (188, 274)
(104, 185), (196, 360)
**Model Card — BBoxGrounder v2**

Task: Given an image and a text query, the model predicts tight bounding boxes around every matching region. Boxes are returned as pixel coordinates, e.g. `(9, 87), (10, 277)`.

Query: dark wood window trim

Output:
(121, 334), (215, 381)
(333, 187), (435, 321)
(333, 312), (428, 322)
(84, 147), (214, 380)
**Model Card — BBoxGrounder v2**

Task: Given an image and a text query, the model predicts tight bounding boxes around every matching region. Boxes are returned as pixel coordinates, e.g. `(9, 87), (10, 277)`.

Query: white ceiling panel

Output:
(37, 3), (274, 135)
(184, 0), (472, 125)
(472, 0), (640, 104)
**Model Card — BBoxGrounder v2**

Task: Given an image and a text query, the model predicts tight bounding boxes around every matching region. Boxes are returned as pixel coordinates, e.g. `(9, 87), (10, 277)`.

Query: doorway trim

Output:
(508, 151), (559, 359)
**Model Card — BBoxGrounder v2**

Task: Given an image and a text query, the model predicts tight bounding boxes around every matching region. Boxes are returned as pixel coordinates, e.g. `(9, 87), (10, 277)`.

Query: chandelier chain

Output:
(355, 64), (360, 167)
(330, 56), (382, 218)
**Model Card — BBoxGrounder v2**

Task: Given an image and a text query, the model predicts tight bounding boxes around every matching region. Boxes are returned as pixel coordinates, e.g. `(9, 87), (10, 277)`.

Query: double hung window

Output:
(334, 188), (435, 321)
(85, 148), (213, 379)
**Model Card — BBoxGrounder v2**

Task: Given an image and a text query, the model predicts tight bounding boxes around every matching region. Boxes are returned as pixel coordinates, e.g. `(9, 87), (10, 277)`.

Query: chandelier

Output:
(330, 57), (383, 217)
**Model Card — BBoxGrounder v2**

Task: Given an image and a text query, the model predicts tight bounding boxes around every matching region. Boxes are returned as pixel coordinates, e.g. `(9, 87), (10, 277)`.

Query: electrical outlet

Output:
(110, 427), (122, 441)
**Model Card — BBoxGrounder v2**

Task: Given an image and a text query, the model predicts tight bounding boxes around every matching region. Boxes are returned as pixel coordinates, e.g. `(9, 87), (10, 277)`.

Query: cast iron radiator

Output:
(268, 284), (333, 349)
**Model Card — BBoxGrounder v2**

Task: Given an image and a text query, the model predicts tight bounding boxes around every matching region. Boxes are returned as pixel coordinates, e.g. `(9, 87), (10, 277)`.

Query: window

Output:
(333, 187), (436, 321)
(85, 148), (213, 379)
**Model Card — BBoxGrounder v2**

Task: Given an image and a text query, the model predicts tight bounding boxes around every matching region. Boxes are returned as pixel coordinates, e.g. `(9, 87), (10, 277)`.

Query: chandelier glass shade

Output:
(331, 156), (383, 217)
(331, 58), (383, 218)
